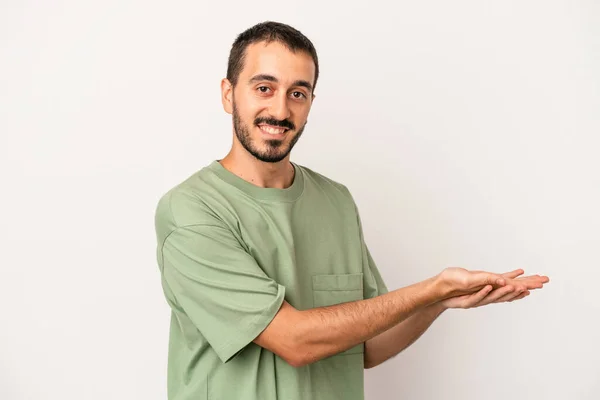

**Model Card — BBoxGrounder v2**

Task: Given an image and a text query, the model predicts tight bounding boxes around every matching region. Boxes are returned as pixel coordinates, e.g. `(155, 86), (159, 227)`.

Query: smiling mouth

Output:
(258, 125), (289, 136)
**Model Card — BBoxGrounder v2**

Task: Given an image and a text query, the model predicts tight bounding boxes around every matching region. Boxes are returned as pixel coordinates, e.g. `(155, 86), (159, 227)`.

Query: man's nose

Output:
(268, 93), (291, 121)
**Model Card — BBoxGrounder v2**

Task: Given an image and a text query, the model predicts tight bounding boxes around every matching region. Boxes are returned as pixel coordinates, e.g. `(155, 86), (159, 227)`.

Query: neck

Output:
(219, 147), (295, 189)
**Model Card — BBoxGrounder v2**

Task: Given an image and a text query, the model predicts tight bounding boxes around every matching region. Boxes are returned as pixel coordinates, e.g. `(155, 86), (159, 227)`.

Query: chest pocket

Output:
(312, 273), (365, 357)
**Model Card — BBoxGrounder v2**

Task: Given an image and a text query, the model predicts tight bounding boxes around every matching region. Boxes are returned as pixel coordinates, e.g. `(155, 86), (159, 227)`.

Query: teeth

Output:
(261, 126), (286, 135)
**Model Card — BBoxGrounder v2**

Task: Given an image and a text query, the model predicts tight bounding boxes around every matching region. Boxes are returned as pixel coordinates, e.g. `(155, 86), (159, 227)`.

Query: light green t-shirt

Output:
(154, 160), (388, 400)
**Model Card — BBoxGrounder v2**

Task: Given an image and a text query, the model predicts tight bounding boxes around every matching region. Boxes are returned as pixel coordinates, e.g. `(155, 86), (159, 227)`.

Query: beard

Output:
(232, 101), (305, 163)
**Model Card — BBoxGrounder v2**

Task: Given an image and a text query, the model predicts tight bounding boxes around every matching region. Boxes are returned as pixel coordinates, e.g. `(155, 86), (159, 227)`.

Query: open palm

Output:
(441, 269), (549, 309)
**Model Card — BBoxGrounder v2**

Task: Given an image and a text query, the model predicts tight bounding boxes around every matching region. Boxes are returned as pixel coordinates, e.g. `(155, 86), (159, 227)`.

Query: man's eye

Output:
(292, 91), (306, 99)
(258, 86), (270, 93)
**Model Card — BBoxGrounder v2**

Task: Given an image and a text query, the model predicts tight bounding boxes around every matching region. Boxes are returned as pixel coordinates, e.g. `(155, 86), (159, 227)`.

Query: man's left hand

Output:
(440, 269), (549, 309)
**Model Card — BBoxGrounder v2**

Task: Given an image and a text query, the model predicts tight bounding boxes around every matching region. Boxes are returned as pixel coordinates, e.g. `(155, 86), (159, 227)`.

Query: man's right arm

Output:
(254, 268), (511, 367)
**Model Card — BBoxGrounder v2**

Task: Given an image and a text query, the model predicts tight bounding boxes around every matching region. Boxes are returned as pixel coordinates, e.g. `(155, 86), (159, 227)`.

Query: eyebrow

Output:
(248, 74), (313, 92)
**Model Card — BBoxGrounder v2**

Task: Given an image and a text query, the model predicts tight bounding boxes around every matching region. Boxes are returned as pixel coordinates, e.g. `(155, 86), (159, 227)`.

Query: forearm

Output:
(364, 302), (447, 369)
(293, 276), (441, 366)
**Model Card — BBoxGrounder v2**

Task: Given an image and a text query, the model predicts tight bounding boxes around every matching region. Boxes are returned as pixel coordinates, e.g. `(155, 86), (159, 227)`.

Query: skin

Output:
(218, 40), (550, 369)
(220, 40), (315, 189)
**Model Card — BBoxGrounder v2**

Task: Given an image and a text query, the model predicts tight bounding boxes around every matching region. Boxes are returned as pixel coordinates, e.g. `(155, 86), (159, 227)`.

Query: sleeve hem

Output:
(215, 283), (286, 363)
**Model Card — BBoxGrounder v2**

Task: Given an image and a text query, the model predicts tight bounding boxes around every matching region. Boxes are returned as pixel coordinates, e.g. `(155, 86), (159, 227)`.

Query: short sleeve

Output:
(160, 222), (286, 363)
(349, 193), (390, 299)
(363, 243), (389, 298)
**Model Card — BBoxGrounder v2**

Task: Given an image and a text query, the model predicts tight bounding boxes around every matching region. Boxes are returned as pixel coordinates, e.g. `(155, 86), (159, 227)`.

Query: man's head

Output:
(221, 21), (319, 163)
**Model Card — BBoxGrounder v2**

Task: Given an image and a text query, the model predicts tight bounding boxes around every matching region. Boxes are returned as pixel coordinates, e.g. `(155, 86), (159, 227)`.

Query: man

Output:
(154, 21), (549, 400)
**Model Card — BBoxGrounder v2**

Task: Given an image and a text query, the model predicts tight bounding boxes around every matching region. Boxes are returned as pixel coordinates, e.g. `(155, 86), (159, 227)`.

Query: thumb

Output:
(474, 272), (506, 289)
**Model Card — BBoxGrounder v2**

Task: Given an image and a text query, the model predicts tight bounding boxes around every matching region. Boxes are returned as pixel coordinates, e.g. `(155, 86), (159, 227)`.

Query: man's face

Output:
(224, 41), (315, 163)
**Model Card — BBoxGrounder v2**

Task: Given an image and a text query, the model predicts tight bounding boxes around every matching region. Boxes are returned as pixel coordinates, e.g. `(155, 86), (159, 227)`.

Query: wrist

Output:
(416, 275), (447, 306)
(430, 273), (452, 301)
(431, 301), (449, 314)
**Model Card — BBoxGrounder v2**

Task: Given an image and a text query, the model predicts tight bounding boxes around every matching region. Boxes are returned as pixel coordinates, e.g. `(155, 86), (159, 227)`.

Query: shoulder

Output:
(154, 166), (224, 239)
(296, 163), (355, 200)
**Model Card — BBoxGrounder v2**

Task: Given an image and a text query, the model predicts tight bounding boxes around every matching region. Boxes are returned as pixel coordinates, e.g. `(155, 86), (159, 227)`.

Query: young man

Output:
(154, 21), (549, 400)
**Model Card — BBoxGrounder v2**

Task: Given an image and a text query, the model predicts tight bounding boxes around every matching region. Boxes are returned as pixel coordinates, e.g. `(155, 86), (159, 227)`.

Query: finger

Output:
(473, 269), (524, 279)
(496, 290), (524, 303)
(521, 274), (550, 284)
(497, 287), (528, 302)
(508, 290), (530, 302)
(465, 285), (494, 308)
(472, 272), (506, 289)
(515, 275), (550, 284)
(512, 277), (546, 290)
(501, 269), (525, 279)
(532, 275), (550, 285)
(477, 285), (516, 306)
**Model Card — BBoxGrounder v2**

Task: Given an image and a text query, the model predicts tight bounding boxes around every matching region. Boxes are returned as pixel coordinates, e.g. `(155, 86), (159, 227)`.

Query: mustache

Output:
(254, 117), (295, 131)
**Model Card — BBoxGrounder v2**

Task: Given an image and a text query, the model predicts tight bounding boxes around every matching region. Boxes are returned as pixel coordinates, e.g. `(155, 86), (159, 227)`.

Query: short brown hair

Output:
(226, 21), (319, 92)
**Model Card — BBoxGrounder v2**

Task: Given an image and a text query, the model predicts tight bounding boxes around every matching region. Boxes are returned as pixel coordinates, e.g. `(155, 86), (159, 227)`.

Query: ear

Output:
(221, 78), (233, 114)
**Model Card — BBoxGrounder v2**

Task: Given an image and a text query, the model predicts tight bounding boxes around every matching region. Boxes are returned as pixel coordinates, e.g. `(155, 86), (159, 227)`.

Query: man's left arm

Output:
(364, 301), (446, 369)
(344, 189), (549, 369)
(364, 268), (549, 369)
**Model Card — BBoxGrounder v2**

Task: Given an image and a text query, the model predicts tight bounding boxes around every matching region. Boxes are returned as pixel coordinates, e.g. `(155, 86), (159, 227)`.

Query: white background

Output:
(1, 1), (599, 399)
